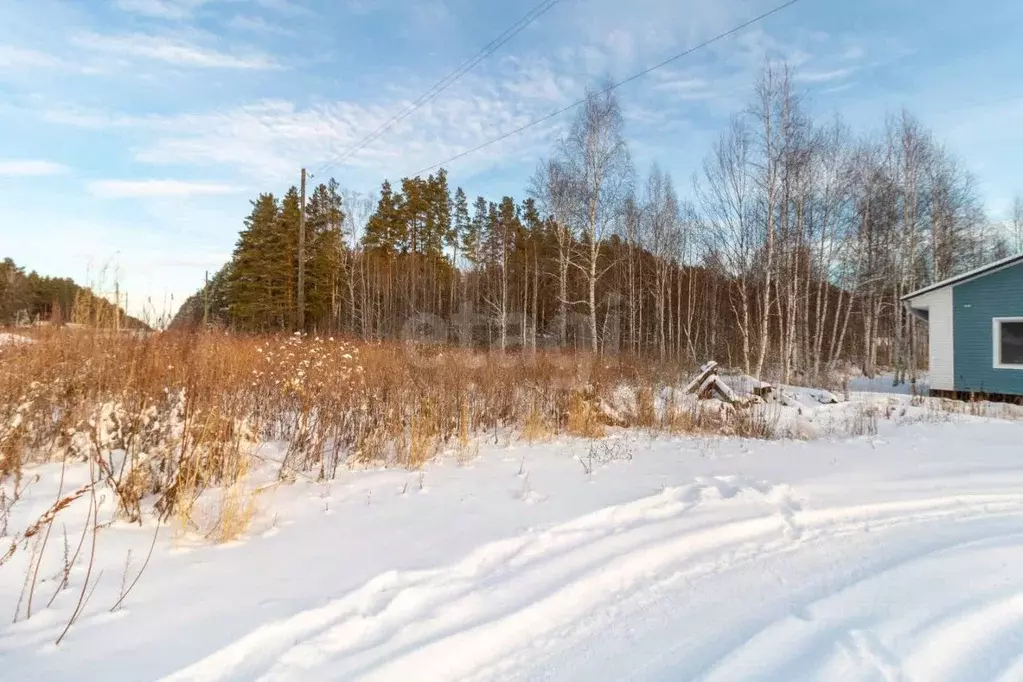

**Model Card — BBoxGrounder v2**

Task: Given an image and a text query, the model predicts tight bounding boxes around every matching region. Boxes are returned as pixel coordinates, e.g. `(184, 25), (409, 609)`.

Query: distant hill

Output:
(0, 257), (149, 330)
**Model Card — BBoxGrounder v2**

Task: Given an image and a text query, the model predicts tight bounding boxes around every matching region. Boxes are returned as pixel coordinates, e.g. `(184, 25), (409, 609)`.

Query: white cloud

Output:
(122, 81), (568, 184)
(72, 32), (280, 69)
(226, 15), (295, 35)
(36, 4), (815, 187)
(842, 45), (866, 60)
(40, 105), (137, 129)
(33, 0), (889, 192)
(0, 44), (111, 77)
(114, 0), (206, 19)
(343, 0), (405, 15)
(0, 45), (65, 70)
(251, 0), (311, 16)
(40, 53), (578, 185)
(571, 0), (760, 64)
(819, 82), (856, 95)
(652, 76), (715, 99)
(411, 0), (450, 26)
(0, 159), (69, 176)
(603, 29), (637, 65)
(115, 0), (309, 19)
(87, 180), (245, 198)
(794, 67), (856, 83)
(501, 56), (577, 103)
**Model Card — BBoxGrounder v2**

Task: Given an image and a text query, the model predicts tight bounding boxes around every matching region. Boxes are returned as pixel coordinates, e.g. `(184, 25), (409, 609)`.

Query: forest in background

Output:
(168, 63), (1021, 383)
(0, 258), (146, 330)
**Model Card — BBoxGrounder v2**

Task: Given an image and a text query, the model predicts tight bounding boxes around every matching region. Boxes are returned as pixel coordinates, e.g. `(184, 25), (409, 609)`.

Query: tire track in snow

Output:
(159, 484), (1023, 682)
(843, 629), (904, 682)
(690, 532), (1023, 682)
(482, 525), (1023, 682)
(901, 590), (1023, 681)
(158, 481), (733, 682)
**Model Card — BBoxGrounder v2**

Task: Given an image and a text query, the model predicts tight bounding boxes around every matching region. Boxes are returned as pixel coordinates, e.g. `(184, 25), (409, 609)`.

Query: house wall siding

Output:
(952, 261), (1023, 396)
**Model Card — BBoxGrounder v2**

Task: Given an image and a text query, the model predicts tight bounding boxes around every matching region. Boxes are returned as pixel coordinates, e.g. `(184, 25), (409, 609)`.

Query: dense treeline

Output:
(0, 258), (146, 329)
(172, 64), (1017, 381)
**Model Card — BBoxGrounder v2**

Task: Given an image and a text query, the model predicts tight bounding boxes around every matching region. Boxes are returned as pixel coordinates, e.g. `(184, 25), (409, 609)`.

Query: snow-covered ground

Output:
(848, 373), (930, 396)
(0, 332), (30, 345)
(2, 391), (1023, 681)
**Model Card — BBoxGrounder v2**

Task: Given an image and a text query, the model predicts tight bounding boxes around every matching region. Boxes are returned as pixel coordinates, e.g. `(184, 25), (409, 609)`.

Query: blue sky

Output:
(1, 0), (1022, 320)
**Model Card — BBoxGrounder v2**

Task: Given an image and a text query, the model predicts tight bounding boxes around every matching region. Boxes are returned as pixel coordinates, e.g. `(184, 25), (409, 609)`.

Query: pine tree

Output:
(399, 177), (426, 254)
(463, 196), (487, 268)
(520, 198), (541, 236)
(451, 187), (470, 267)
(276, 188), (302, 330)
(425, 169), (451, 258)
(228, 193), (280, 329)
(363, 180), (404, 253)
(305, 179), (346, 331)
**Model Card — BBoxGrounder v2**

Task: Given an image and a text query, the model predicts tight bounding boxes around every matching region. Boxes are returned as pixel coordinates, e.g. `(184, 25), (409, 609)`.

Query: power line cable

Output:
(314, 0), (564, 180)
(413, 0), (803, 176)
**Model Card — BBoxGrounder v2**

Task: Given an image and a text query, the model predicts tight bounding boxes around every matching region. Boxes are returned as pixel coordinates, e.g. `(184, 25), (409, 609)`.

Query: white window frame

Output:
(993, 317), (1023, 370)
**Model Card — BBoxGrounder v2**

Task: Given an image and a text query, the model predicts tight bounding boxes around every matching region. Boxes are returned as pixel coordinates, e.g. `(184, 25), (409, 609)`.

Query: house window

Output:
(994, 318), (1023, 369)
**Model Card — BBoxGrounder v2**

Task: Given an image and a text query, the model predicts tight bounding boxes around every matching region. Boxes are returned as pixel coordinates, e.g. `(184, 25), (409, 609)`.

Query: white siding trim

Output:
(993, 317), (1023, 370)
(911, 288), (954, 390)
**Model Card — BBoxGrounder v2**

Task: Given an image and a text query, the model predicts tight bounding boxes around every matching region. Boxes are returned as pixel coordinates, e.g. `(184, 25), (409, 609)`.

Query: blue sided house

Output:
(903, 253), (1023, 399)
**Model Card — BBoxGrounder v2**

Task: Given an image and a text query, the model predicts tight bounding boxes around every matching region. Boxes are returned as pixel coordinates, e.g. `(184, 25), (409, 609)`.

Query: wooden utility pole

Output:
(203, 270), (209, 327)
(298, 168), (307, 332)
(114, 281), (120, 333)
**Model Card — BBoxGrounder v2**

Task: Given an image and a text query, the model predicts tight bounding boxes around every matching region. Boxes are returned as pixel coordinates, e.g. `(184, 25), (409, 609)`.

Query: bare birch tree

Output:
(642, 164), (682, 359)
(750, 64), (787, 379)
(696, 116), (756, 374)
(530, 159), (575, 345)
(560, 85), (633, 353)
(1010, 195), (1023, 254)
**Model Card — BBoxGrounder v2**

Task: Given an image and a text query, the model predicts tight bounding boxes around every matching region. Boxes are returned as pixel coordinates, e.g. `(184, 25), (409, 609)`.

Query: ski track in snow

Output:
(159, 478), (1023, 682)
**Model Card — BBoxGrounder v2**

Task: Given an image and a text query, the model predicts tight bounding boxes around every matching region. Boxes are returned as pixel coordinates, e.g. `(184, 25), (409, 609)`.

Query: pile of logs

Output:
(683, 361), (745, 405)
(683, 361), (839, 407)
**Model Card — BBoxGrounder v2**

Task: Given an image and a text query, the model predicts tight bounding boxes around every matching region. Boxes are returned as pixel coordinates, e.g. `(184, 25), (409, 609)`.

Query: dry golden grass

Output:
(209, 483), (261, 544)
(405, 410), (440, 470)
(521, 404), (554, 444)
(457, 399), (471, 450)
(634, 386), (657, 428)
(0, 329), (784, 540)
(565, 391), (607, 439)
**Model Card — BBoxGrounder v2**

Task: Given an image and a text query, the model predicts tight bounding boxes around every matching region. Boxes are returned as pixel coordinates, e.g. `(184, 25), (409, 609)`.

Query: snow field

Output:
(1, 392), (1023, 681)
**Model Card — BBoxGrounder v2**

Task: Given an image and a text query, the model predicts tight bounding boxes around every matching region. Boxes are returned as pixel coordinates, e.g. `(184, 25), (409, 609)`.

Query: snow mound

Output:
(0, 332), (30, 345)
